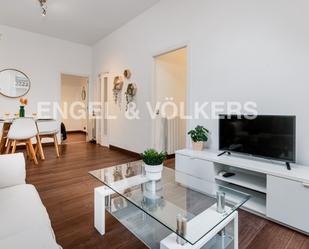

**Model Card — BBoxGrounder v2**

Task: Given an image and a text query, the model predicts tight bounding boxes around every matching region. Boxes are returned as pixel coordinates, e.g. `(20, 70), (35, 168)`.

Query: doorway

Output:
(97, 74), (109, 147)
(153, 47), (188, 155)
(61, 74), (89, 144)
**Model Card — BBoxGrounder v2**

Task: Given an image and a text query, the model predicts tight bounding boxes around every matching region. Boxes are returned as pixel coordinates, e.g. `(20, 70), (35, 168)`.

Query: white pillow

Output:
(0, 153), (26, 189)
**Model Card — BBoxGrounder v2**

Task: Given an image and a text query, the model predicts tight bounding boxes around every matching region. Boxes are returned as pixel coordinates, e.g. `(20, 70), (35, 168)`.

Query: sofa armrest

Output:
(0, 153), (26, 188)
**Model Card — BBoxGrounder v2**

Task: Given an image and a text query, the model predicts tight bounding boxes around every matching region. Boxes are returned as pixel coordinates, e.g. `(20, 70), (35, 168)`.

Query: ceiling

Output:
(0, 0), (160, 45)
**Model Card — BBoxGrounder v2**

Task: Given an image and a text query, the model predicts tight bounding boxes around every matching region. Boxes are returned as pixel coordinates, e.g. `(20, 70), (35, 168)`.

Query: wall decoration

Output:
(81, 86), (86, 101)
(123, 69), (132, 79)
(125, 83), (137, 111)
(113, 76), (124, 104)
(0, 69), (31, 98)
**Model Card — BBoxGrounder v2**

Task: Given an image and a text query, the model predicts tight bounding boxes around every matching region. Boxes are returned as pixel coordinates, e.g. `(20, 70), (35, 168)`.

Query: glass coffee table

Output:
(89, 161), (250, 249)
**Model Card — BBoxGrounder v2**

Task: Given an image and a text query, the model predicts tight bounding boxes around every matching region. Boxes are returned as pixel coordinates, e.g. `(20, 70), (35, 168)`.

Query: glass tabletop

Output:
(89, 161), (250, 245)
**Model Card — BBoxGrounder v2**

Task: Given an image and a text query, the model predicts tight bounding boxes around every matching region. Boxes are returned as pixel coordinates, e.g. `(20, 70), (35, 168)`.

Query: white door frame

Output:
(60, 72), (90, 141)
(97, 73), (110, 147)
(151, 43), (192, 150)
(96, 74), (102, 145)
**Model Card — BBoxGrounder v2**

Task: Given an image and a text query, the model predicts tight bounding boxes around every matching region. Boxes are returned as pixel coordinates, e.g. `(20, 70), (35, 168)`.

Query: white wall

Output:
(0, 25), (92, 124)
(61, 74), (88, 132)
(93, 0), (309, 165)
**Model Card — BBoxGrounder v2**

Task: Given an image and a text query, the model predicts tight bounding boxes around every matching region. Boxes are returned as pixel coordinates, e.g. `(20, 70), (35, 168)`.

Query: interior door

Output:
(95, 75), (102, 144)
(100, 76), (109, 147)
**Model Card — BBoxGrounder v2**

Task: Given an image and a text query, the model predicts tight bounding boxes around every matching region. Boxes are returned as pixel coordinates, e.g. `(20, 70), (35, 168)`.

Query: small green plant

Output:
(141, 149), (167, 166)
(188, 125), (209, 142)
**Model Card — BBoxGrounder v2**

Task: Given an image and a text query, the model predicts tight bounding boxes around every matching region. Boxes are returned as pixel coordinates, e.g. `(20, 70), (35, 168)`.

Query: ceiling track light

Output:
(38, 0), (47, 16)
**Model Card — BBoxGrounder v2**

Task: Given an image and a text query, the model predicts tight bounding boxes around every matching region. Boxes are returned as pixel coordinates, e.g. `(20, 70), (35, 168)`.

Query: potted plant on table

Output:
(141, 149), (167, 181)
(188, 125), (209, 151)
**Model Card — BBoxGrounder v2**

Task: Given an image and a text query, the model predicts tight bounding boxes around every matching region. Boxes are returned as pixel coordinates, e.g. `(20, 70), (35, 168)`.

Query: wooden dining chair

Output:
(36, 120), (60, 158)
(0, 122), (5, 153)
(6, 118), (40, 165)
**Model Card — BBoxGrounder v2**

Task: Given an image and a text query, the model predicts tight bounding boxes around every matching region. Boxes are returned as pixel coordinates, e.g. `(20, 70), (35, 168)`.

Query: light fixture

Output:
(38, 0), (47, 16)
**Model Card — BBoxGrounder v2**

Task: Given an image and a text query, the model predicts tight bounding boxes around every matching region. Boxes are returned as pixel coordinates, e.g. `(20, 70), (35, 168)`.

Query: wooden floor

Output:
(63, 132), (87, 144)
(24, 142), (309, 249)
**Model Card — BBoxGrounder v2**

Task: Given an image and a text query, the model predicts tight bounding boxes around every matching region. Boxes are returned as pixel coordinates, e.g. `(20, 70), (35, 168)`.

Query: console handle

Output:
(303, 182), (309, 188)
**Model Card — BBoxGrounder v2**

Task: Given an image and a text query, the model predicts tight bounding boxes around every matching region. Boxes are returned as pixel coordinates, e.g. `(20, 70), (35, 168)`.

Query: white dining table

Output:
(0, 117), (56, 157)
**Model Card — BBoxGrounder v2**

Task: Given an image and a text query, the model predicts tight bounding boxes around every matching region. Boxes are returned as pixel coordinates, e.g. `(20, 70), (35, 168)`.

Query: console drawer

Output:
(267, 175), (309, 233)
(175, 154), (216, 182)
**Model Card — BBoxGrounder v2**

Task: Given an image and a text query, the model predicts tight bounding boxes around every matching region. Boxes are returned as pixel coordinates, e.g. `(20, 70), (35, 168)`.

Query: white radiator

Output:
(165, 117), (181, 155)
(154, 116), (185, 155)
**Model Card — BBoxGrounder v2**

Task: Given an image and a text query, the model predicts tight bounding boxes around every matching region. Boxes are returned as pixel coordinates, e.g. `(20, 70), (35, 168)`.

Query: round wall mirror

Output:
(0, 69), (31, 98)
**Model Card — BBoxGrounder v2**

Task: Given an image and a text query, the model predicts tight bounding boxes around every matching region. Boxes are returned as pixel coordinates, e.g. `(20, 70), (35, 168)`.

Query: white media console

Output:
(176, 149), (309, 234)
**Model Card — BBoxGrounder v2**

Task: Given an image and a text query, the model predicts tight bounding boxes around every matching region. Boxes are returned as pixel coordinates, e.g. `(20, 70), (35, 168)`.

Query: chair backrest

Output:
(37, 120), (59, 134)
(7, 118), (38, 140)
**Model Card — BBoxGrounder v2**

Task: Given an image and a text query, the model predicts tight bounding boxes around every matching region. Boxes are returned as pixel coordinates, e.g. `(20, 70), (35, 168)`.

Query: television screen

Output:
(219, 115), (296, 163)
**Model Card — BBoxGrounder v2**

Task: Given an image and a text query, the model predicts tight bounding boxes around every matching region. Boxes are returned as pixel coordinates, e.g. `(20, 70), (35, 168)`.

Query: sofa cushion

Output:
(0, 226), (60, 249)
(0, 153), (25, 189)
(0, 184), (60, 249)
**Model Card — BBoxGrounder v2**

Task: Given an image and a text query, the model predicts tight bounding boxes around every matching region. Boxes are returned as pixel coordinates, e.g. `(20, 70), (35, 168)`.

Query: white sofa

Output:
(0, 153), (61, 249)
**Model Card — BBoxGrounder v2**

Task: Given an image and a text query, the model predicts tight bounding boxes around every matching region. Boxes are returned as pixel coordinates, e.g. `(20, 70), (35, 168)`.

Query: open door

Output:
(153, 47), (188, 155)
(61, 74), (89, 144)
(97, 74), (109, 147)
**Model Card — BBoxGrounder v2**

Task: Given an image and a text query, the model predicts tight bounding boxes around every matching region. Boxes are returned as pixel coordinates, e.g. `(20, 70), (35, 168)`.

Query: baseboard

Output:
(167, 154), (175, 159)
(109, 145), (141, 159)
(67, 130), (87, 134)
(109, 145), (175, 160)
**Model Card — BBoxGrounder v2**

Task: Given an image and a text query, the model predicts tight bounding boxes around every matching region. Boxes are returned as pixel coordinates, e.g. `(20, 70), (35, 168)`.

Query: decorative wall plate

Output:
(81, 86), (86, 101)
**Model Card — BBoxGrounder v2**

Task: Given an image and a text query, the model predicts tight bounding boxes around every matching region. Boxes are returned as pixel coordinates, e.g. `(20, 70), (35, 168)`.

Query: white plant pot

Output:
(192, 141), (204, 151)
(144, 163), (163, 181)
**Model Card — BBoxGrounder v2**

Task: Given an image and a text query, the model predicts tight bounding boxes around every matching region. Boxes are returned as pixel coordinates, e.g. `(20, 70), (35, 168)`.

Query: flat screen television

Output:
(219, 115), (296, 163)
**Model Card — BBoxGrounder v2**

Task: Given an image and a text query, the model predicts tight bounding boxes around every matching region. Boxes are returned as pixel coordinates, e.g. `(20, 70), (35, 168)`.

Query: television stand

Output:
(217, 151), (231, 157)
(176, 149), (309, 235)
(286, 162), (291, 171)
